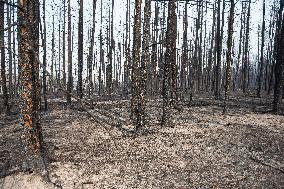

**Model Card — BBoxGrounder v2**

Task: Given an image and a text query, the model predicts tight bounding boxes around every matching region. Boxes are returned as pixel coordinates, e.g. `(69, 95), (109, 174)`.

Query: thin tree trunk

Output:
(257, 0), (266, 97)
(243, 0), (251, 94)
(214, 0), (222, 99)
(131, 0), (143, 129)
(0, 1), (9, 114)
(6, 0), (13, 97)
(273, 1), (284, 112)
(162, 0), (177, 126)
(88, 0), (97, 98)
(77, 0), (84, 99)
(181, 2), (188, 99)
(62, 0), (66, 88)
(42, 0), (48, 111)
(223, 0), (235, 114)
(67, 0), (72, 104)
(106, 0), (114, 96)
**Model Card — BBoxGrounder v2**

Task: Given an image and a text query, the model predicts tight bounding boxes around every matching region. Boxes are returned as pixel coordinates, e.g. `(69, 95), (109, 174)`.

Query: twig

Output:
(0, 22), (19, 32)
(0, 0), (24, 12)
(250, 156), (284, 174)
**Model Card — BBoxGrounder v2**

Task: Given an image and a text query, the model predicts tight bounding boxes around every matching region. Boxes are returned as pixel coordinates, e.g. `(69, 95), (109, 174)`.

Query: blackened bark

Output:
(0, 1), (9, 114)
(77, 0), (84, 99)
(257, 0), (266, 98)
(162, 0), (177, 126)
(67, 0), (72, 104)
(223, 0), (235, 114)
(273, 1), (284, 112)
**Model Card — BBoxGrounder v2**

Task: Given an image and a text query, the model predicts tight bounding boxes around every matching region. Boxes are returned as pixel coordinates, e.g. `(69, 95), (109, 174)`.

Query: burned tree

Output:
(161, 0), (177, 126)
(18, 0), (45, 170)
(273, 1), (284, 112)
(131, 0), (143, 129)
(67, 0), (72, 104)
(77, 0), (84, 99)
(223, 0), (235, 114)
(0, 1), (9, 114)
(257, 0), (266, 98)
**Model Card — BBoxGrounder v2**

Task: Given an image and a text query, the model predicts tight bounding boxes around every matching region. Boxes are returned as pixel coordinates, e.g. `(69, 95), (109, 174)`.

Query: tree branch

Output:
(0, 22), (19, 32)
(250, 156), (284, 174)
(0, 0), (24, 12)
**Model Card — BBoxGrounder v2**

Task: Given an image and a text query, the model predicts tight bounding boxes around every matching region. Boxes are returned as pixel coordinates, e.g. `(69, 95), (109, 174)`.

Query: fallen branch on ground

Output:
(250, 156), (284, 174)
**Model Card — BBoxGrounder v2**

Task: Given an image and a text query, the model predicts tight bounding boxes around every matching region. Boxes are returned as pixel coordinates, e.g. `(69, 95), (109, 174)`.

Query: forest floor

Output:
(0, 93), (284, 189)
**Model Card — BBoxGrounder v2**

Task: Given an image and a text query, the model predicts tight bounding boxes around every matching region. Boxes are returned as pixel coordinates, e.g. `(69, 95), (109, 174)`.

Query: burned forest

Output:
(0, 0), (284, 188)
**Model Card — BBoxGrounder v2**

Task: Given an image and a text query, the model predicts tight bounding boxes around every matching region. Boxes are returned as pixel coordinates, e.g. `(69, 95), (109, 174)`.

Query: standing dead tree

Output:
(77, 0), (84, 99)
(257, 0), (266, 98)
(18, 0), (46, 172)
(214, 0), (222, 99)
(87, 0), (97, 98)
(223, 0), (235, 114)
(131, 0), (143, 129)
(161, 0), (177, 126)
(66, 0), (73, 105)
(42, 0), (48, 111)
(0, 1), (10, 114)
(273, 0), (284, 112)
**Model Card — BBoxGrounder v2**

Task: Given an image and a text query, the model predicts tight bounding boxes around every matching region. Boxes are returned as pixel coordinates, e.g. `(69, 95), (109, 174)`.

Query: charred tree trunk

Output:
(42, 0), (48, 111)
(66, 0), (72, 104)
(6, 0), (13, 97)
(214, 0), (222, 99)
(88, 0), (97, 98)
(161, 0), (177, 126)
(141, 0), (151, 102)
(131, 0), (143, 129)
(207, 2), (216, 92)
(243, 0), (251, 94)
(106, 0), (114, 96)
(273, 1), (284, 112)
(77, 0), (84, 99)
(62, 0), (66, 88)
(181, 2), (188, 99)
(0, 1), (10, 114)
(223, 0), (235, 114)
(18, 0), (45, 171)
(257, 0), (266, 98)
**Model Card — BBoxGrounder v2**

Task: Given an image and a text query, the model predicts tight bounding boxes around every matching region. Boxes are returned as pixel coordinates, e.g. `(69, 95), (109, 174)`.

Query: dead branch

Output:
(0, 0), (23, 11)
(250, 156), (284, 174)
(0, 22), (19, 32)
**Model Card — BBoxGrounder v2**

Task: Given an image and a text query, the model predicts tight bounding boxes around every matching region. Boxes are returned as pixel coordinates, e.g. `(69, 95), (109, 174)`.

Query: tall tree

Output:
(18, 0), (44, 170)
(67, 0), (72, 104)
(161, 0), (177, 126)
(62, 0), (66, 88)
(77, 0), (84, 99)
(207, 2), (216, 92)
(6, 0), (13, 96)
(131, 0), (143, 129)
(273, 0), (284, 112)
(42, 0), (48, 111)
(181, 1), (188, 99)
(257, 0), (266, 97)
(236, 2), (245, 91)
(214, 0), (222, 99)
(87, 0), (97, 98)
(140, 0), (151, 122)
(0, 1), (9, 114)
(106, 0), (114, 96)
(223, 0), (235, 114)
(51, 15), (55, 92)
(243, 0), (251, 93)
